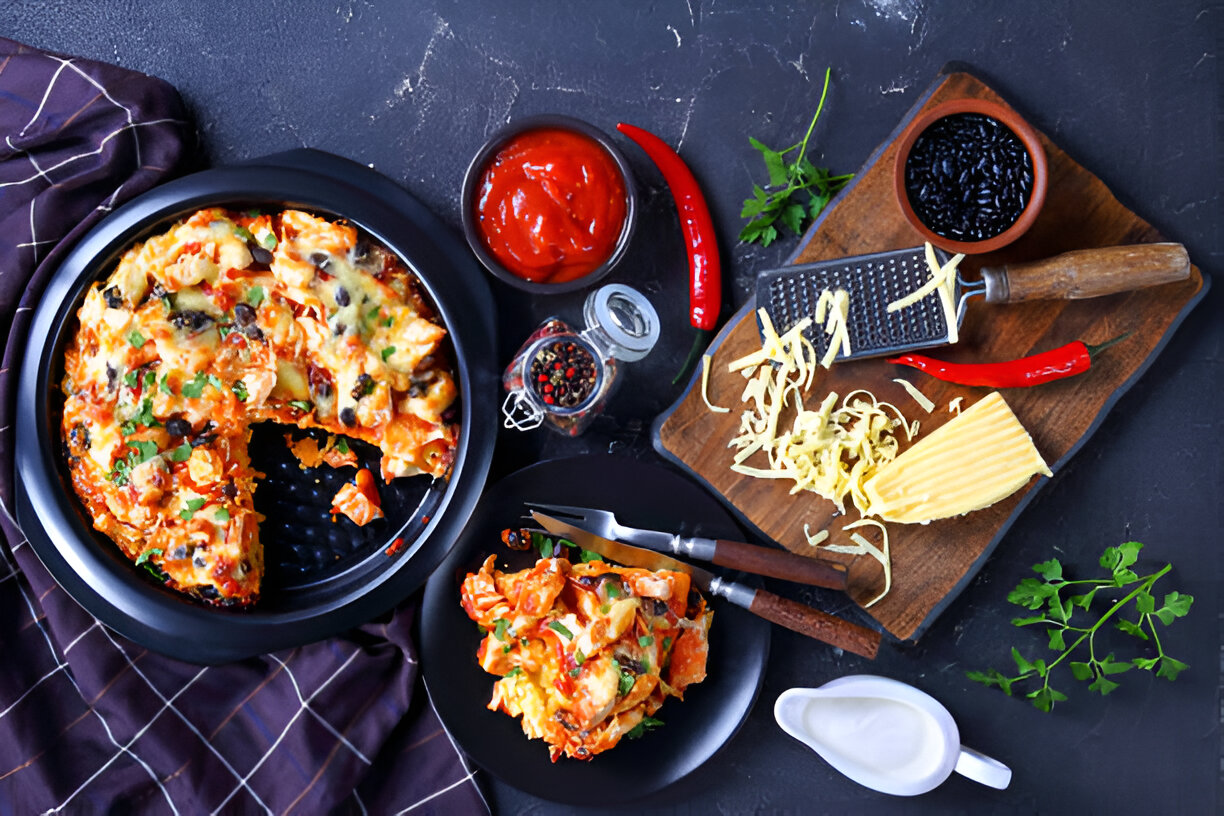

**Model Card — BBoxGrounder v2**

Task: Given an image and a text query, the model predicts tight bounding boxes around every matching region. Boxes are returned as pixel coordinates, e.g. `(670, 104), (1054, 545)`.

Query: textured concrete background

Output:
(5, 1), (1220, 813)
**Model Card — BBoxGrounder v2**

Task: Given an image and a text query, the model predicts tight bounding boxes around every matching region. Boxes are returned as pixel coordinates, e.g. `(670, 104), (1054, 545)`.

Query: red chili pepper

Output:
(616, 122), (721, 331)
(889, 333), (1132, 388)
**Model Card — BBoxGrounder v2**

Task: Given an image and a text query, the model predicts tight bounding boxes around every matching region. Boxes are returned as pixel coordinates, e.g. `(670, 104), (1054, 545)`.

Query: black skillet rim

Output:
(14, 150), (497, 664)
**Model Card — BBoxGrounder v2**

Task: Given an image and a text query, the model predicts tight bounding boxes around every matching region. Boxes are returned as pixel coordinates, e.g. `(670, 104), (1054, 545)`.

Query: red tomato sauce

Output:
(474, 127), (627, 284)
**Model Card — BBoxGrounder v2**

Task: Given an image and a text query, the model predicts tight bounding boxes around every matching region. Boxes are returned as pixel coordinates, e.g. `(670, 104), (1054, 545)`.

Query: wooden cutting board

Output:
(653, 69), (1207, 642)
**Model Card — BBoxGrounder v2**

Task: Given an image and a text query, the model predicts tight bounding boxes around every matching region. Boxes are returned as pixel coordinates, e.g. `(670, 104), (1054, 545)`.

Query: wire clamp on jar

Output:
(500, 283), (660, 436)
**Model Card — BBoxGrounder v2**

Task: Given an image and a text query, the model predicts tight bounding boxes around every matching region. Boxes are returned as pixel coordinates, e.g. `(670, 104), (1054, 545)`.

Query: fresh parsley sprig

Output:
(739, 67), (853, 247)
(967, 541), (1192, 712)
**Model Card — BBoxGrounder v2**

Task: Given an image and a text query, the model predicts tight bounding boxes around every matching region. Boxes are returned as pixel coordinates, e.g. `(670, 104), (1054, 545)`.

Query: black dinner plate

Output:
(419, 454), (770, 805)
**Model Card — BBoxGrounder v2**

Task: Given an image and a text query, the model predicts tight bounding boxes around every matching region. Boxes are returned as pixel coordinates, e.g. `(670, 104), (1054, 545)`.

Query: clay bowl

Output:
(893, 98), (1048, 254)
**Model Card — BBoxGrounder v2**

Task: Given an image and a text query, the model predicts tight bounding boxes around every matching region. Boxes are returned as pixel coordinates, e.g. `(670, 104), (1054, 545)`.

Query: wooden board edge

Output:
(900, 265), (1209, 642)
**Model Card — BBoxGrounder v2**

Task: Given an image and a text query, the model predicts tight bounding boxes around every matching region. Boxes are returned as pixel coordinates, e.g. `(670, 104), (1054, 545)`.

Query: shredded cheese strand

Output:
(892, 378), (935, 413)
(700, 354), (730, 413)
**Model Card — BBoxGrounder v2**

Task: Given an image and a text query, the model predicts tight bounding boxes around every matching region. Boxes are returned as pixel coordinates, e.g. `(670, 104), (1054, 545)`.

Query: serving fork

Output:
(526, 502), (848, 591)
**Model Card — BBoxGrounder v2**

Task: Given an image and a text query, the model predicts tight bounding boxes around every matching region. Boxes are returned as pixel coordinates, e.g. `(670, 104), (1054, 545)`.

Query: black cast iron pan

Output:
(14, 149), (497, 664)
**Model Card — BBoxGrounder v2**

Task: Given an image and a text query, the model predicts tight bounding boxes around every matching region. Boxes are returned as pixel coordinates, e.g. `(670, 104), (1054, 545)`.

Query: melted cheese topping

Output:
(460, 554), (711, 762)
(61, 208), (458, 605)
(862, 391), (1052, 523)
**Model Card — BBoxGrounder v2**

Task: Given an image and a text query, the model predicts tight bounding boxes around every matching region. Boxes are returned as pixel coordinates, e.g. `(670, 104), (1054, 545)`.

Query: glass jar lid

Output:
(582, 283), (660, 362)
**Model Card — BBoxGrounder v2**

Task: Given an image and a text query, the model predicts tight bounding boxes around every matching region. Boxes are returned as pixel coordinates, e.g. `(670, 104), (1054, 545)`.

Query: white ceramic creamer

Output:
(774, 675), (1011, 796)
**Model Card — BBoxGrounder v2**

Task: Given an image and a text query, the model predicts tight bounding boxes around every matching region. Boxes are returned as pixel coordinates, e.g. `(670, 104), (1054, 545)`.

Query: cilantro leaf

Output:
(126, 439), (159, 463)
(247, 286), (265, 307)
(547, 621), (573, 640)
(231, 380), (248, 402)
(134, 548), (163, 566)
(381, 346), (396, 362)
(126, 330), (147, 348)
(625, 716), (664, 740)
(170, 443), (193, 462)
(179, 497), (207, 520)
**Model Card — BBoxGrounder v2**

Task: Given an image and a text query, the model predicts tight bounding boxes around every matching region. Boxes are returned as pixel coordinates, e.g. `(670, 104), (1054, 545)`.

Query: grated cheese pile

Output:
(726, 308), (914, 516)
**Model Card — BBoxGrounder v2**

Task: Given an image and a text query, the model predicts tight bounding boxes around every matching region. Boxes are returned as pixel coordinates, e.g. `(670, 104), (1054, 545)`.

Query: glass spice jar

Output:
(502, 283), (660, 436)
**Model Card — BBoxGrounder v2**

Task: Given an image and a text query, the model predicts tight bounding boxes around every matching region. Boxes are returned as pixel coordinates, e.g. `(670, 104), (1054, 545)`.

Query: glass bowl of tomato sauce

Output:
(461, 115), (637, 294)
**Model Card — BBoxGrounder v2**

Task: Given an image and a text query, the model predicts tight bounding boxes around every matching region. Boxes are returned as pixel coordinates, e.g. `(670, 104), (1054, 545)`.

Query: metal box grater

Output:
(754, 245), (952, 361)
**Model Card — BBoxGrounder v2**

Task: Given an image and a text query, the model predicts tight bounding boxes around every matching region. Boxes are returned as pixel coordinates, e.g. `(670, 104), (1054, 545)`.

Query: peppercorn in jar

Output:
(501, 284), (659, 436)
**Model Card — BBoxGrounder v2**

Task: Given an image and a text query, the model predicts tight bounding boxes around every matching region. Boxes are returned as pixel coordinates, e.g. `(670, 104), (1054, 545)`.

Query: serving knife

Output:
(526, 502), (848, 591)
(532, 511), (881, 659)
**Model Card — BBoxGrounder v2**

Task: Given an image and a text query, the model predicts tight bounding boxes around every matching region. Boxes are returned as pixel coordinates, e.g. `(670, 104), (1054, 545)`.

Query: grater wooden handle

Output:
(981, 243), (1190, 303)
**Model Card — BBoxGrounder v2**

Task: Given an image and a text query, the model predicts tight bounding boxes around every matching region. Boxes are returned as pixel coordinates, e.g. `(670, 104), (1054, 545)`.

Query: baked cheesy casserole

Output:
(460, 553), (712, 761)
(61, 207), (458, 605)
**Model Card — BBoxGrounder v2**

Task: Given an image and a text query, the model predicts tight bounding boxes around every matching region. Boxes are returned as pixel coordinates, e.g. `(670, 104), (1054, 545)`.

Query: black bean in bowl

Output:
(904, 112), (1034, 243)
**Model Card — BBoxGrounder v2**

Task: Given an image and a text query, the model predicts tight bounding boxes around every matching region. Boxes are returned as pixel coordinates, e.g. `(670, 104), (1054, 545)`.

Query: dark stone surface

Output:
(6, 2), (1220, 812)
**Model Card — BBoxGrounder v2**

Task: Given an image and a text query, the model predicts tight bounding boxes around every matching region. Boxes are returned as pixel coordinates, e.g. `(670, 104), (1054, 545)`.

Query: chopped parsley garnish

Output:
(170, 443), (193, 462)
(143, 371), (156, 388)
(126, 330), (146, 349)
(134, 548), (163, 566)
(335, 437), (350, 455)
(218, 325), (232, 339)
(493, 618), (511, 641)
(504, 667), (522, 678)
(381, 346), (396, 362)
(231, 380), (248, 402)
(578, 549), (601, 563)
(383, 316), (394, 328)
(366, 305), (381, 322)
(159, 374), (173, 395)
(547, 621), (574, 640)
(123, 369), (139, 388)
(133, 397), (157, 428)
(288, 399), (314, 413)
(625, 716), (664, 740)
(605, 583), (621, 599)
(179, 497), (207, 520)
(232, 225), (254, 242)
(247, 286), (265, 307)
(258, 231), (277, 250)
(502, 644), (512, 654)
(214, 508), (230, 522)
(600, 603), (611, 615)
(639, 635), (654, 648)
(180, 372), (211, 398)
(568, 666), (581, 677)
(662, 636), (674, 651)
(207, 374), (224, 391)
(613, 660), (636, 695)
(161, 295), (173, 311)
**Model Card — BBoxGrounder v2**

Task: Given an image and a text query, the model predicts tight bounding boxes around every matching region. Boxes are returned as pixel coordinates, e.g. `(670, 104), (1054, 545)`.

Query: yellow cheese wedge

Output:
(862, 391), (1051, 523)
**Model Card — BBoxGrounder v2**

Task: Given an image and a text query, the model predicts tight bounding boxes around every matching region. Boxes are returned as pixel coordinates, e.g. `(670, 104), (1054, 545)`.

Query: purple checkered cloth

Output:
(0, 38), (487, 815)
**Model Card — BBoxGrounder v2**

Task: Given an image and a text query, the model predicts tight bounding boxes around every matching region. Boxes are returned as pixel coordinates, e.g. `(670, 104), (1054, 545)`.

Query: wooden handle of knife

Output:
(711, 539), (848, 591)
(748, 590), (881, 659)
(982, 243), (1190, 303)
